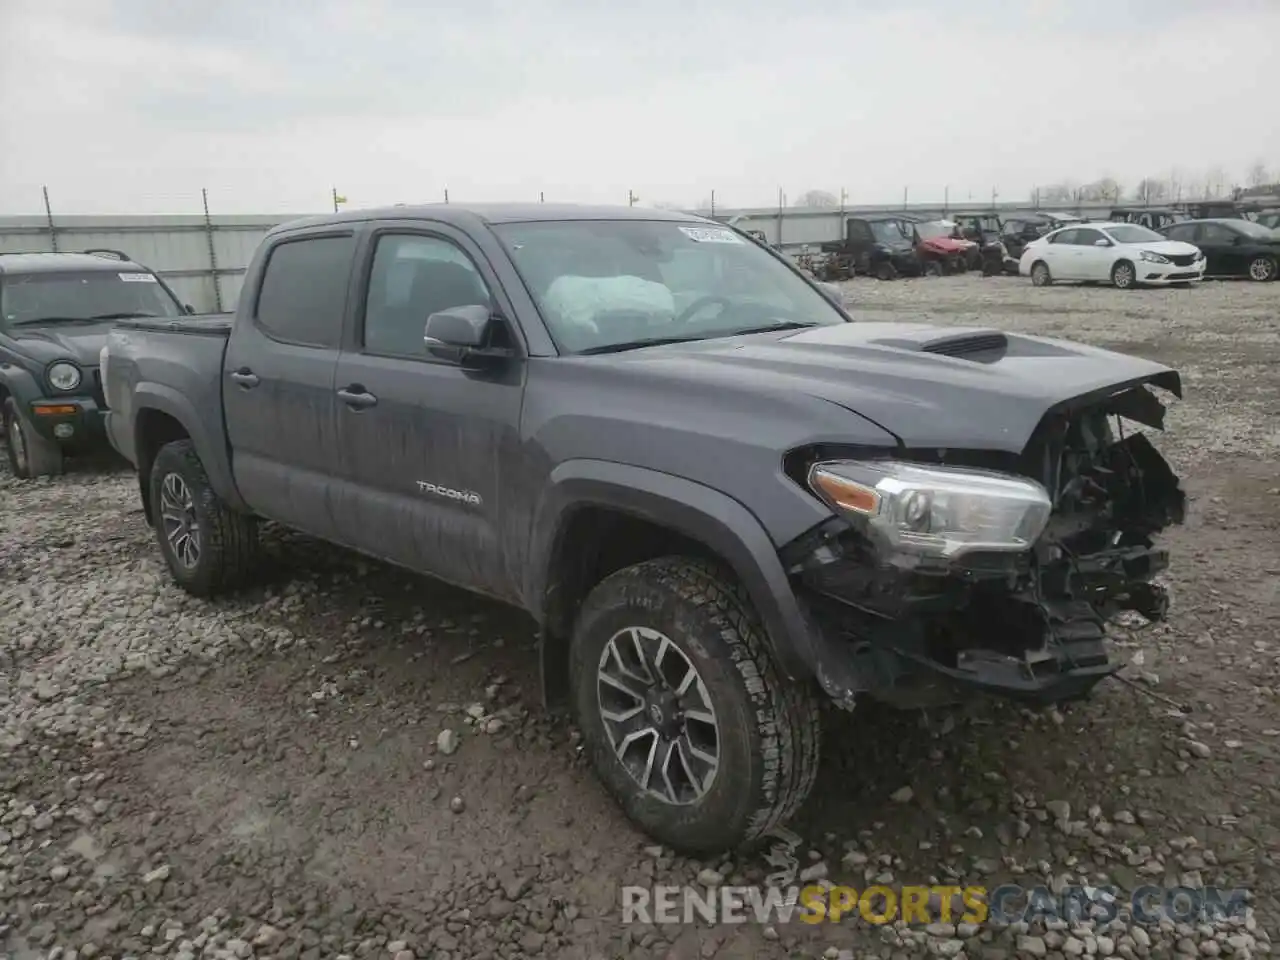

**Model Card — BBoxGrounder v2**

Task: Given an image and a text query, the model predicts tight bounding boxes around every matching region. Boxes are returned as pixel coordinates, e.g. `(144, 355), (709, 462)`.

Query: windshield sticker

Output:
(678, 226), (743, 244)
(118, 272), (157, 282)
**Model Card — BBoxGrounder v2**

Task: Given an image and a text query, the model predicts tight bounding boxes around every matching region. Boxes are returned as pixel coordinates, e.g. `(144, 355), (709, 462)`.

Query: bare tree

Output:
(1080, 178), (1122, 203)
(1133, 178), (1170, 204)
(1037, 182), (1077, 204)
(1246, 160), (1271, 188)
(794, 189), (839, 209)
(1202, 166), (1228, 200)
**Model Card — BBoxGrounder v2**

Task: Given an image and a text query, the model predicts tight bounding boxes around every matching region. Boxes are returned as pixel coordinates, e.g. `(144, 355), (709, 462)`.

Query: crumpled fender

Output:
(529, 459), (829, 702)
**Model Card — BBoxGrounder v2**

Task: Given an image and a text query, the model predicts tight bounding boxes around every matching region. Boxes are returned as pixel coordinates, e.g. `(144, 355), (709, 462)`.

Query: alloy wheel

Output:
(1249, 257), (1276, 282)
(159, 472), (201, 568)
(596, 626), (720, 806)
(1114, 263), (1135, 289)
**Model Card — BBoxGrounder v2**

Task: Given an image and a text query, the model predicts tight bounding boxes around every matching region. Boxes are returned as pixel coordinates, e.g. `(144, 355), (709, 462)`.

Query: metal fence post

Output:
(42, 186), (58, 252)
(202, 188), (224, 313)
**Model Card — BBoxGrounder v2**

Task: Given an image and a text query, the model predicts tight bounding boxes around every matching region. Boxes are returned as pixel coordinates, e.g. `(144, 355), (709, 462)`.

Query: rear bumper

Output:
(24, 395), (109, 451)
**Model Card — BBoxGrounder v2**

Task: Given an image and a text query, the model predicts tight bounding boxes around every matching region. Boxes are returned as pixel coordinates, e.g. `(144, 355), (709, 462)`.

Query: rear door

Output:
(329, 221), (527, 601)
(222, 228), (357, 540)
(1041, 228), (1080, 278)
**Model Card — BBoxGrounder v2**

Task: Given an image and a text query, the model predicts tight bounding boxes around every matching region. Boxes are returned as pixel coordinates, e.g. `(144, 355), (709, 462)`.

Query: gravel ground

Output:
(2, 274), (1278, 960)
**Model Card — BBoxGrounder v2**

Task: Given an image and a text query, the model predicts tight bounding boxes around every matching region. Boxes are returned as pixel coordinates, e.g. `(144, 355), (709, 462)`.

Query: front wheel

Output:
(1248, 256), (1277, 282)
(1111, 260), (1137, 289)
(569, 557), (821, 854)
(3, 397), (64, 479)
(148, 439), (260, 597)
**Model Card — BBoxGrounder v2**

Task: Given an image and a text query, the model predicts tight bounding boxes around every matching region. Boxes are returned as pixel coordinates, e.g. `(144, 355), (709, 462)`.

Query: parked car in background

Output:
(820, 215), (921, 280)
(910, 219), (976, 274)
(1020, 222), (1205, 289)
(1255, 211), (1280, 231)
(1159, 218), (1279, 282)
(956, 215), (1020, 276)
(0, 249), (193, 477)
(1108, 207), (1188, 231)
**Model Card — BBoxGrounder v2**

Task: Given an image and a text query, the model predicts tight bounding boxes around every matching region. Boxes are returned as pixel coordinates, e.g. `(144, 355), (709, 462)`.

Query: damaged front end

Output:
(783, 380), (1186, 709)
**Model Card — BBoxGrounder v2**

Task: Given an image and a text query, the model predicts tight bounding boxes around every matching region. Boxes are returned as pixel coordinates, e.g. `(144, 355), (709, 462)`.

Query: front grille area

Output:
(1167, 253), (1198, 267)
(91, 368), (108, 409)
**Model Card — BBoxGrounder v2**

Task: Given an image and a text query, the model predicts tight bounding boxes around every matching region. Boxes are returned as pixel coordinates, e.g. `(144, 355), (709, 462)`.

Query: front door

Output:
(329, 224), (527, 602)
(222, 230), (355, 541)
(1196, 222), (1245, 276)
(1072, 227), (1114, 281)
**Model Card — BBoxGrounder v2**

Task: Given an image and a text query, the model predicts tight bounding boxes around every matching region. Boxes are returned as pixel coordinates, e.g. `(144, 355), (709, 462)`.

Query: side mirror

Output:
(424, 304), (512, 364)
(184, 303), (196, 314)
(1094, 238), (1111, 247)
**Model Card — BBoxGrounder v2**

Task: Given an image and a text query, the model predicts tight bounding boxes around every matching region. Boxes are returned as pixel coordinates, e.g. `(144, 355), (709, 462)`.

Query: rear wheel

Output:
(149, 439), (260, 597)
(1030, 261), (1052, 287)
(2, 397), (64, 479)
(1248, 255), (1277, 282)
(1111, 260), (1137, 289)
(569, 557), (821, 854)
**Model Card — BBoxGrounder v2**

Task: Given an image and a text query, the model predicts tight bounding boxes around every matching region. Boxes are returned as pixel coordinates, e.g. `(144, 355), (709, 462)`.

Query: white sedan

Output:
(1019, 221), (1205, 289)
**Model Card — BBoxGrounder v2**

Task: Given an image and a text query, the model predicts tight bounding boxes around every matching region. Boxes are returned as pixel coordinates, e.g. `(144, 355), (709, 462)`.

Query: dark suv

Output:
(0, 249), (191, 477)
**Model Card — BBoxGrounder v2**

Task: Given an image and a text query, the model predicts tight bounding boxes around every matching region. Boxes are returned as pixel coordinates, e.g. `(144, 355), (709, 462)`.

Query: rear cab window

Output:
(254, 234), (356, 348)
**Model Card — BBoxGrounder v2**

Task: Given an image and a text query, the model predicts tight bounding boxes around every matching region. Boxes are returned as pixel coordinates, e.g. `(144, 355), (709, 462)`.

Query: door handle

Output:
(229, 369), (260, 388)
(337, 386), (377, 410)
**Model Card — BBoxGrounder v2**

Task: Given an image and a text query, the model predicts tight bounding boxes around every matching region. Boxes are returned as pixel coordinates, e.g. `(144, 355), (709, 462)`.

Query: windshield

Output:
(492, 220), (847, 354)
(1104, 224), (1165, 244)
(869, 220), (910, 244)
(1, 270), (183, 325)
(1230, 219), (1279, 240)
(914, 221), (950, 241)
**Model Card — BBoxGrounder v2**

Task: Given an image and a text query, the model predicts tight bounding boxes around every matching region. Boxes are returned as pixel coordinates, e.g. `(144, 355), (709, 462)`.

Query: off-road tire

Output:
(1248, 255), (1277, 282)
(3, 396), (64, 479)
(874, 261), (898, 281)
(1111, 260), (1137, 290)
(1030, 261), (1052, 287)
(149, 439), (259, 597)
(569, 556), (821, 854)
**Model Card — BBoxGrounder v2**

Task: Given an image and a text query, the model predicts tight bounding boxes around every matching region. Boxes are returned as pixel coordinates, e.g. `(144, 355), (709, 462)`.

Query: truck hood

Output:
(606, 322), (1181, 453)
(2, 322), (113, 365)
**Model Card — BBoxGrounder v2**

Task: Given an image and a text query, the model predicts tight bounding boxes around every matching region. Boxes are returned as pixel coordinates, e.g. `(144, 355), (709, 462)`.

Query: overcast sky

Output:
(1, 0), (1277, 216)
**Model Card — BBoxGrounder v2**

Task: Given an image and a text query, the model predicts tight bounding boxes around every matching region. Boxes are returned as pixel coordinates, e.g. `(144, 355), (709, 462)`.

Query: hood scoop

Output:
(871, 328), (1009, 362)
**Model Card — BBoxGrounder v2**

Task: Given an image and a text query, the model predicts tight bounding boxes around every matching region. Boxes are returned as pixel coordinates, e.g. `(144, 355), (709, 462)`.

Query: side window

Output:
(1076, 228), (1106, 246)
(255, 235), (355, 348)
(1050, 229), (1079, 245)
(1164, 224), (1193, 242)
(848, 220), (873, 243)
(362, 233), (493, 358)
(1200, 223), (1237, 244)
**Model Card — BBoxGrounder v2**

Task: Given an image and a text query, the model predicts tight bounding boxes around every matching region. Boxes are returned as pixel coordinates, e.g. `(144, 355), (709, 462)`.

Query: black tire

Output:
(874, 261), (897, 281)
(3, 396), (64, 479)
(569, 556), (821, 854)
(1030, 261), (1052, 287)
(148, 439), (259, 597)
(1248, 255), (1277, 282)
(1111, 260), (1137, 290)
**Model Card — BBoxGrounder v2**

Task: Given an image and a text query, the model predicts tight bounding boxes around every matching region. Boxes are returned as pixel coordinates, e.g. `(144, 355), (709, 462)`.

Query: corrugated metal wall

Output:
(0, 202), (1117, 313)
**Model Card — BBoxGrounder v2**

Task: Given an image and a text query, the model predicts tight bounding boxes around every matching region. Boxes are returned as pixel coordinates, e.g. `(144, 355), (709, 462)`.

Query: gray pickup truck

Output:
(102, 203), (1186, 853)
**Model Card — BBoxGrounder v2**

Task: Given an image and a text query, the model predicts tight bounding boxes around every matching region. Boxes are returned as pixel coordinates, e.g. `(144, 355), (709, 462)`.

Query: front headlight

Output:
(47, 361), (82, 392)
(1139, 250), (1170, 264)
(807, 459), (1052, 559)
